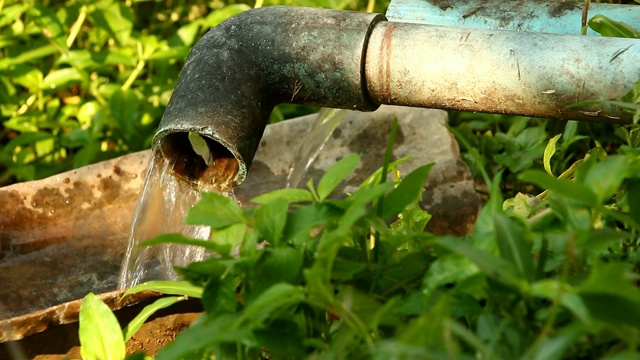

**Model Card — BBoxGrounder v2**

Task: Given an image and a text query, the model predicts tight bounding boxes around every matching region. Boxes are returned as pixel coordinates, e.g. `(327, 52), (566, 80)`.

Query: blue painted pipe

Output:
(387, 0), (640, 35)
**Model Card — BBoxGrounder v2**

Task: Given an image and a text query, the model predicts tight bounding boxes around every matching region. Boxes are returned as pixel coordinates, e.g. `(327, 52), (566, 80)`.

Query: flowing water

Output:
(119, 108), (346, 288)
(286, 108), (347, 188)
(117, 146), (237, 289)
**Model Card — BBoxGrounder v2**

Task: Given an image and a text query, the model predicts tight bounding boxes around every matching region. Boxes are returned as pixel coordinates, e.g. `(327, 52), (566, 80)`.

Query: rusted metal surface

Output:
(154, 6), (385, 185)
(365, 22), (639, 123)
(387, 0), (640, 36)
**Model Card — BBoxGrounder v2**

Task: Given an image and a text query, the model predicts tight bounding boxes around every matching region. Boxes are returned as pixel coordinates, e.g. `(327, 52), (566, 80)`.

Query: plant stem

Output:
(67, 5), (87, 48)
(121, 42), (146, 91)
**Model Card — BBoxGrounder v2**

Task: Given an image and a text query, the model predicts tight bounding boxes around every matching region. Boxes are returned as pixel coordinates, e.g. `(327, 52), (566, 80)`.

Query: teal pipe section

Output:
(386, 0), (640, 35)
(365, 22), (639, 123)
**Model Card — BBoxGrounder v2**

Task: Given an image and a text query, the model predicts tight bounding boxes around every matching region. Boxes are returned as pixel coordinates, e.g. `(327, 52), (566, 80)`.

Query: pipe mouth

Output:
(159, 132), (240, 193)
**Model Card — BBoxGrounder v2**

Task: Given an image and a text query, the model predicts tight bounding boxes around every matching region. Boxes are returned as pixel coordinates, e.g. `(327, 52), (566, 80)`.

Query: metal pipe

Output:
(365, 21), (639, 122)
(155, 6), (638, 186)
(154, 7), (384, 186)
(386, 0), (640, 36)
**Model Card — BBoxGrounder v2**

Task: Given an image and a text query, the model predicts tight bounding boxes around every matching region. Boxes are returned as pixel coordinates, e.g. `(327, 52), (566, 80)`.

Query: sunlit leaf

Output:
(589, 14), (640, 38)
(79, 293), (126, 360)
(123, 296), (187, 341)
(544, 134), (561, 176)
(317, 153), (360, 201)
(123, 280), (203, 299)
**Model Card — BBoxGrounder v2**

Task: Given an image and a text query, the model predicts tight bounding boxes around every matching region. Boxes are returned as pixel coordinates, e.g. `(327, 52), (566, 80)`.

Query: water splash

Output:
(117, 147), (237, 289)
(286, 108), (347, 188)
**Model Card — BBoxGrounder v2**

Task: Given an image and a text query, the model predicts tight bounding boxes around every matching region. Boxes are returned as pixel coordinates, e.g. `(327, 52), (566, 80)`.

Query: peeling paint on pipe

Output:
(365, 21), (639, 123)
(386, 0), (640, 36)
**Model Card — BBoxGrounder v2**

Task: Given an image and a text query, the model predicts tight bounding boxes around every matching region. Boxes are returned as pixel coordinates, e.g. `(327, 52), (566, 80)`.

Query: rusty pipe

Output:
(155, 6), (639, 186)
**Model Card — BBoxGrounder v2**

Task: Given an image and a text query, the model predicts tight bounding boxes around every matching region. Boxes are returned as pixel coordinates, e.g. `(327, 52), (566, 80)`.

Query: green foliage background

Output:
(0, 0), (386, 185)
(3, 0), (640, 358)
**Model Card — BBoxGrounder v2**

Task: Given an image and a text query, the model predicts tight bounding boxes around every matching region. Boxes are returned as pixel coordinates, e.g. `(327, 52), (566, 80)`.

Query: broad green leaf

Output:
(202, 275), (237, 315)
(262, 247), (304, 283)
(201, 4), (250, 29)
(494, 214), (534, 281)
(531, 279), (592, 326)
(579, 263), (640, 330)
(3, 132), (53, 154)
(110, 89), (140, 139)
(239, 283), (305, 327)
(520, 169), (598, 207)
(381, 163), (434, 219)
(251, 188), (313, 204)
(43, 67), (84, 90)
(317, 153), (360, 201)
(79, 293), (126, 360)
(582, 155), (629, 203)
(123, 280), (203, 299)
(544, 134), (561, 176)
(90, 50), (137, 67)
(627, 178), (640, 226)
(89, 2), (134, 46)
(338, 182), (395, 232)
(156, 314), (252, 360)
(589, 15), (640, 38)
(254, 198), (289, 245)
(185, 191), (245, 228)
(422, 254), (479, 296)
(435, 237), (527, 292)
(122, 296), (187, 341)
(621, 79), (640, 104)
(526, 324), (584, 360)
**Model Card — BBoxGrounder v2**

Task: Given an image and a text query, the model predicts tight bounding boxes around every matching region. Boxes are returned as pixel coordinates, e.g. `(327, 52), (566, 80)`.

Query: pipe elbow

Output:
(155, 6), (385, 187)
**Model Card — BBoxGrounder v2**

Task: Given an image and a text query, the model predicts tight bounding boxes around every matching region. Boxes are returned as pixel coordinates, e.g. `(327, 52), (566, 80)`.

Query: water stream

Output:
(286, 108), (347, 188)
(119, 108), (347, 288)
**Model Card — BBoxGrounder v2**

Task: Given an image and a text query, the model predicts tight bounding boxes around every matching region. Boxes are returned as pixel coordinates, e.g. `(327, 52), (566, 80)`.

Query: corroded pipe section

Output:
(365, 22), (639, 123)
(155, 7), (384, 185)
(386, 0), (640, 35)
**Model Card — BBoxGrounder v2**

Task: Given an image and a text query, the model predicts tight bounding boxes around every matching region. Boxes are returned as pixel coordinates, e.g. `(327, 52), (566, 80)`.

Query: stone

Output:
(0, 106), (480, 338)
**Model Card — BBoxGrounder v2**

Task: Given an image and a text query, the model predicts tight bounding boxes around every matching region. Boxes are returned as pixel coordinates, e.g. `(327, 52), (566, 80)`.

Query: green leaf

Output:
(338, 182), (395, 232)
(627, 178), (640, 226)
(251, 188), (313, 204)
(185, 192), (245, 228)
(89, 2), (134, 46)
(621, 79), (640, 104)
(140, 233), (220, 252)
(43, 67), (84, 90)
(589, 15), (640, 38)
(520, 169), (598, 207)
(79, 293), (126, 360)
(582, 155), (629, 203)
(202, 275), (237, 315)
(254, 198), (289, 245)
(544, 134), (561, 176)
(531, 279), (592, 326)
(122, 280), (203, 299)
(262, 247), (304, 283)
(239, 283), (305, 328)
(435, 237), (527, 292)
(110, 89), (140, 139)
(317, 153), (360, 201)
(578, 263), (640, 330)
(494, 214), (534, 282)
(122, 296), (187, 341)
(381, 163), (433, 219)
(525, 324), (584, 360)
(156, 314), (252, 360)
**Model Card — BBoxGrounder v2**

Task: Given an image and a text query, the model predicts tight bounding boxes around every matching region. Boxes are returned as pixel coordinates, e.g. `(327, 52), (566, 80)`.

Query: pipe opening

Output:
(159, 132), (239, 192)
